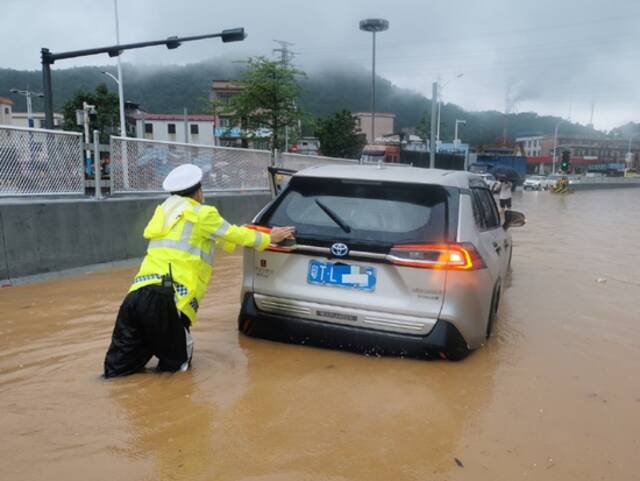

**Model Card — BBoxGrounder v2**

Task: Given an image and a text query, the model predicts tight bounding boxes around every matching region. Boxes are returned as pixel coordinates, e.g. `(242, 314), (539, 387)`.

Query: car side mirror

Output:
(503, 210), (526, 230)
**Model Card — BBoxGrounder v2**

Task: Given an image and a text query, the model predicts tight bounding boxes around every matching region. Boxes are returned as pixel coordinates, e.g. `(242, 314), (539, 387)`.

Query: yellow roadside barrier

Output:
(550, 176), (574, 194)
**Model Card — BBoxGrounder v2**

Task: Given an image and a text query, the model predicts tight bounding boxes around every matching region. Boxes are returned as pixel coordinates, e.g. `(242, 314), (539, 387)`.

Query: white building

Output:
(294, 137), (320, 155)
(133, 113), (218, 145)
(354, 112), (395, 144)
(0, 97), (63, 128)
(0, 97), (13, 125)
(516, 134), (544, 157)
(132, 113), (269, 148)
(11, 112), (63, 129)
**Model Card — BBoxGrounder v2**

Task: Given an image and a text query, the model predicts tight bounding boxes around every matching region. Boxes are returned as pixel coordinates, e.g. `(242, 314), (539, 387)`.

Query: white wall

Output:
(355, 113), (395, 143)
(136, 119), (216, 145)
(11, 113), (63, 129)
(0, 103), (13, 125)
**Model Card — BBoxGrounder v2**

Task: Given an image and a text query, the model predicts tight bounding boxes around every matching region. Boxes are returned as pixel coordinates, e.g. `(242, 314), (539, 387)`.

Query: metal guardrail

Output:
(110, 136), (272, 194)
(0, 125), (85, 197)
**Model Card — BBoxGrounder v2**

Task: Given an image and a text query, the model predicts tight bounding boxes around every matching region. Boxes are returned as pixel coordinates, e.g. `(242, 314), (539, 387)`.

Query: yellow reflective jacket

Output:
(129, 195), (271, 324)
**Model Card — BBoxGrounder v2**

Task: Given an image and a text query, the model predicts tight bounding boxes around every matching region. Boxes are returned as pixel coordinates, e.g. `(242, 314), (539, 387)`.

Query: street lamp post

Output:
(113, 0), (126, 138)
(436, 73), (463, 149)
(10, 88), (44, 128)
(101, 70), (126, 136)
(454, 119), (466, 144)
(552, 119), (564, 174)
(359, 18), (389, 149)
(41, 28), (247, 128)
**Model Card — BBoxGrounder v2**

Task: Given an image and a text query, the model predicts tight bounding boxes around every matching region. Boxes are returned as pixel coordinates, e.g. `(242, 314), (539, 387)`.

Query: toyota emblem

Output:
(330, 242), (349, 257)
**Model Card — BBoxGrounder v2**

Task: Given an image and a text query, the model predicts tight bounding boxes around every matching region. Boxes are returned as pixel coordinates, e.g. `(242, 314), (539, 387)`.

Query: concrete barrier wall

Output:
(572, 182), (640, 191)
(0, 192), (271, 281)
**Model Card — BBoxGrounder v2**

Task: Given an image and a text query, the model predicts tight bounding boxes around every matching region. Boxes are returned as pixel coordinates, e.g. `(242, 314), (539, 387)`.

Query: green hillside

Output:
(0, 58), (602, 145)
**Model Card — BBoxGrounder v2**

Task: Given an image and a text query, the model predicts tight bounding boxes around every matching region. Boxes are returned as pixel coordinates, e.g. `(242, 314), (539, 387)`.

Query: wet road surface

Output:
(1, 188), (639, 481)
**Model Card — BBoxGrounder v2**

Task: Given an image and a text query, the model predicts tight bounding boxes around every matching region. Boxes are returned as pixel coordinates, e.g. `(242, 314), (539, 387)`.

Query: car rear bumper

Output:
(238, 293), (470, 360)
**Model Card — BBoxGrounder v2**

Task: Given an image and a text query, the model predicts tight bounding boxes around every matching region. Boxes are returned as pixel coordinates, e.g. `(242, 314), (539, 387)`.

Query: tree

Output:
(416, 110), (432, 141)
(315, 110), (366, 159)
(62, 84), (119, 142)
(224, 57), (305, 152)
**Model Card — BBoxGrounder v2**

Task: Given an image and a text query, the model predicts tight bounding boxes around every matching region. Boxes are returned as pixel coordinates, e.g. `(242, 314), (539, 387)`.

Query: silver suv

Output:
(238, 165), (525, 360)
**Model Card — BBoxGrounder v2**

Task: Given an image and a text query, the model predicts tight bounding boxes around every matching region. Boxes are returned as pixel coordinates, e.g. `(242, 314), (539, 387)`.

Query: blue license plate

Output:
(307, 260), (376, 291)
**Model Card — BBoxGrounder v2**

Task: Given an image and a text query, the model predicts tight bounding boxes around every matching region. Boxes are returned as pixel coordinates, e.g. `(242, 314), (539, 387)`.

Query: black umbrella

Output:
(489, 165), (520, 183)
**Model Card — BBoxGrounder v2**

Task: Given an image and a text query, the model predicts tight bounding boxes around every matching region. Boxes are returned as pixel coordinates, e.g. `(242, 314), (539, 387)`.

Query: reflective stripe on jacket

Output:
(129, 195), (271, 324)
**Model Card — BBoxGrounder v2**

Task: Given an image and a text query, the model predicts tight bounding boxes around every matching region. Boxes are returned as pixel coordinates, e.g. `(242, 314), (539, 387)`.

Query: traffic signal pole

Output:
(40, 28), (246, 129)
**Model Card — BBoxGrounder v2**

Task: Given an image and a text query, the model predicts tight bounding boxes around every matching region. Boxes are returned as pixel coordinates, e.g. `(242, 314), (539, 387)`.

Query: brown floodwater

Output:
(1, 188), (639, 481)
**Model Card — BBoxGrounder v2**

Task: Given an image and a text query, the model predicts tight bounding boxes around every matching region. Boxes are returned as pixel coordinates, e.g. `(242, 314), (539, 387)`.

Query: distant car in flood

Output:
(523, 176), (545, 191)
(478, 173), (497, 190)
(238, 165), (526, 361)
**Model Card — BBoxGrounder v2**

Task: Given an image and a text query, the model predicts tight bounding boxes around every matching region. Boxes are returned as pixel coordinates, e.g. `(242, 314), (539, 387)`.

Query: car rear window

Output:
(263, 177), (448, 245)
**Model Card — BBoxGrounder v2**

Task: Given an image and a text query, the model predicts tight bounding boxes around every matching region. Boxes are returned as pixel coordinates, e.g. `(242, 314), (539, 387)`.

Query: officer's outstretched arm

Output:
(200, 207), (271, 251)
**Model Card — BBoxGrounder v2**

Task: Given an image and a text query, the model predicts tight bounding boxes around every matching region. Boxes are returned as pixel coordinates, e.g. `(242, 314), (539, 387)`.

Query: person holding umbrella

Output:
(489, 166), (520, 215)
(494, 176), (513, 213)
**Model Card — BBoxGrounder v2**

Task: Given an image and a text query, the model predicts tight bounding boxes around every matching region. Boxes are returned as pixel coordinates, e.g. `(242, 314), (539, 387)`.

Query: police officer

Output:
(104, 164), (295, 378)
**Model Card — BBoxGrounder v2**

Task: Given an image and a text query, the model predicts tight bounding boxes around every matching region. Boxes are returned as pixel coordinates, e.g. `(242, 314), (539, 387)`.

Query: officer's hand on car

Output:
(270, 226), (296, 243)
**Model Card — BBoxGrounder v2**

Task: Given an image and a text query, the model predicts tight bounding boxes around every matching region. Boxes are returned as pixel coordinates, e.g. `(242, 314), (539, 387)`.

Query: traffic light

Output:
(561, 150), (571, 173)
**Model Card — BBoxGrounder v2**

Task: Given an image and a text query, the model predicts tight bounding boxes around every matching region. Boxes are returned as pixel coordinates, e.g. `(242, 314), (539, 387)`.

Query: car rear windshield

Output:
(263, 177), (448, 245)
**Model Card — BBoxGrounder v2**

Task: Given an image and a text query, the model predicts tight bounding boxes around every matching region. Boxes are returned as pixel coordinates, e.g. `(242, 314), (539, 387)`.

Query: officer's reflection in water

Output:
(104, 164), (295, 378)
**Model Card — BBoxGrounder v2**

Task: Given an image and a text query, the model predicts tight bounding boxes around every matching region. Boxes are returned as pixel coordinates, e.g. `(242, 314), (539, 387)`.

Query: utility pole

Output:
(454, 119), (466, 144)
(552, 119), (564, 174)
(183, 107), (189, 143)
(273, 39), (295, 153)
(436, 75), (442, 146)
(273, 39), (294, 66)
(429, 81), (438, 168)
(76, 102), (96, 177)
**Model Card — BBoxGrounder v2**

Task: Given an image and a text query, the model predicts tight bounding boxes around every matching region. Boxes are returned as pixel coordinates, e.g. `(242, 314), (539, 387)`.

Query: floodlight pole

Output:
(40, 28), (246, 128)
(359, 18), (389, 148)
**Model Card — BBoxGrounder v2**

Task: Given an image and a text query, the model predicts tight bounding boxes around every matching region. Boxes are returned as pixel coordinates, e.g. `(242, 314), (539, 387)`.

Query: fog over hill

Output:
(0, 58), (619, 145)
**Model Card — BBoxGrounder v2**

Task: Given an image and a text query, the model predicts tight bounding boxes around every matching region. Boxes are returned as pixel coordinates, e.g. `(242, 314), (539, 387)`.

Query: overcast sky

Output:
(4, 0), (640, 130)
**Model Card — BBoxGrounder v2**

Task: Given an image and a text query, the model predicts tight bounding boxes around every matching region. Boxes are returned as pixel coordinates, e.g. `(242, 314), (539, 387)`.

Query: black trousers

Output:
(104, 285), (190, 378)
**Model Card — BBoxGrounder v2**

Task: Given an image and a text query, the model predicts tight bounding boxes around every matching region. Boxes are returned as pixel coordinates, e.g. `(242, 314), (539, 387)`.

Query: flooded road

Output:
(1, 188), (639, 481)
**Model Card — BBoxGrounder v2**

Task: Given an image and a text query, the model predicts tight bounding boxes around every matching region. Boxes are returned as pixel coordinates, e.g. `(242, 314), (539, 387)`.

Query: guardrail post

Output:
(93, 130), (102, 199)
(79, 135), (86, 195)
(109, 136), (115, 195)
(123, 137), (130, 189)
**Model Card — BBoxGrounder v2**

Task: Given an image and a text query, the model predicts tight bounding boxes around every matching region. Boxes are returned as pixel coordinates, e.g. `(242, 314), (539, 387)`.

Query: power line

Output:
(273, 39), (295, 66)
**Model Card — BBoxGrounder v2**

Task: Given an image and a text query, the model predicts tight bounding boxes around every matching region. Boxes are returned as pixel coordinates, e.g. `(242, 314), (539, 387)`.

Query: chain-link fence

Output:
(110, 137), (272, 194)
(0, 125), (85, 197)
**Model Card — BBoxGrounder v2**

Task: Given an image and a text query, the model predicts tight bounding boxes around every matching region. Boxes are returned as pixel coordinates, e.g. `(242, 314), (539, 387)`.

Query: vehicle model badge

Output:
(330, 242), (349, 257)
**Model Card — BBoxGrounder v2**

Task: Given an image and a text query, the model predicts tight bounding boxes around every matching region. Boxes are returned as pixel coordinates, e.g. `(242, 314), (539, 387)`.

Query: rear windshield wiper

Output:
(314, 199), (351, 233)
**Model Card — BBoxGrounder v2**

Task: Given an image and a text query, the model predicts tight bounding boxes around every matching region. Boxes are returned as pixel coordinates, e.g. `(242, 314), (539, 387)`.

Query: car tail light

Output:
(387, 243), (486, 270)
(245, 224), (295, 252)
(245, 224), (272, 234)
